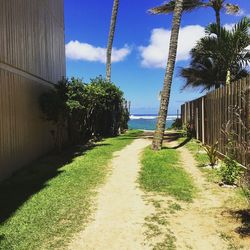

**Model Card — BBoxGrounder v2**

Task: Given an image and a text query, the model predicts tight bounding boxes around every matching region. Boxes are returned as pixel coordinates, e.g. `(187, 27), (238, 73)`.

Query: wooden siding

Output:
(181, 76), (250, 167)
(0, 0), (65, 180)
(0, 0), (65, 84)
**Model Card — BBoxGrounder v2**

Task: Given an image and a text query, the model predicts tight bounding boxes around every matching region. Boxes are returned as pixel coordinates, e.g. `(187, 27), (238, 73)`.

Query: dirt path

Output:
(169, 141), (230, 249)
(144, 138), (249, 250)
(68, 134), (249, 250)
(68, 138), (153, 250)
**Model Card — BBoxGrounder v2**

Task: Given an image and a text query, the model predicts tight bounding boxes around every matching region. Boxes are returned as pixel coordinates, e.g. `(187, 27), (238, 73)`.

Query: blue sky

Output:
(64, 0), (249, 114)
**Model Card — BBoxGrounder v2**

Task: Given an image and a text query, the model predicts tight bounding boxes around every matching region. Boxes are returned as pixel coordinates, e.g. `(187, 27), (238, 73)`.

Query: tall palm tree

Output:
(181, 17), (250, 90)
(106, 0), (119, 82)
(152, 0), (184, 151)
(149, 0), (240, 32)
(208, 1), (240, 32)
(150, 0), (240, 150)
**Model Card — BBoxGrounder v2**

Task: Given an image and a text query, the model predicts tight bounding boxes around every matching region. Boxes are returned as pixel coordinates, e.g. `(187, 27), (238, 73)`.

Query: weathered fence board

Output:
(181, 76), (250, 166)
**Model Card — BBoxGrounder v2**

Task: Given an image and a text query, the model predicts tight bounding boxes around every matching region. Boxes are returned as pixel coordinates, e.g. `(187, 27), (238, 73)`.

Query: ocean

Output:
(128, 114), (177, 131)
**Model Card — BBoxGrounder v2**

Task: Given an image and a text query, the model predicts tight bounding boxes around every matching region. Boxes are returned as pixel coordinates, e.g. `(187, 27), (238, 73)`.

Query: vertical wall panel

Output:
(0, 0), (65, 180)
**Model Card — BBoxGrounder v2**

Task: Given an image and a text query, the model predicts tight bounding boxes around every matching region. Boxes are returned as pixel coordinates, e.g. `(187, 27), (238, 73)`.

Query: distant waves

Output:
(128, 114), (177, 130)
(129, 114), (177, 121)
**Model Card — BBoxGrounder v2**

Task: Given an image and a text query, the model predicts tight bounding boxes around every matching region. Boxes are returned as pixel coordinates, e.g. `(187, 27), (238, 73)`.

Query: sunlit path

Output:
(68, 138), (153, 250)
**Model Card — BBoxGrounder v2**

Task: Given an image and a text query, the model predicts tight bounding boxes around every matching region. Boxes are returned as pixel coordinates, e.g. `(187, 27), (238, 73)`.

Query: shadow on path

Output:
(141, 131), (189, 149)
(231, 209), (250, 237)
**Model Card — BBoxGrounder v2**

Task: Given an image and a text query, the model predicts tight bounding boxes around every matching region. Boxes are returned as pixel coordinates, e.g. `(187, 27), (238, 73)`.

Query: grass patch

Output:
(168, 203), (182, 214)
(0, 130), (142, 250)
(180, 138), (221, 183)
(139, 147), (196, 202)
(153, 233), (176, 250)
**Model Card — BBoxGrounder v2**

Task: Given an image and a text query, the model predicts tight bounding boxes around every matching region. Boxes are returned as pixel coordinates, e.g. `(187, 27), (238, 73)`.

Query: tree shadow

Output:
(0, 142), (109, 224)
(167, 137), (192, 149)
(141, 131), (183, 141)
(231, 209), (250, 237)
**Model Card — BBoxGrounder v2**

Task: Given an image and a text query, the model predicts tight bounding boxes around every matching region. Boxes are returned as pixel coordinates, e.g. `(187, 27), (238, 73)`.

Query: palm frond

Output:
(225, 3), (240, 15)
(181, 17), (250, 91)
(148, 0), (205, 15)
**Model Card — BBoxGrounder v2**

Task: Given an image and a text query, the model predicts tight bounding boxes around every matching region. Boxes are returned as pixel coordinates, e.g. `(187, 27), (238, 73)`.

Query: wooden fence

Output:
(181, 76), (250, 167)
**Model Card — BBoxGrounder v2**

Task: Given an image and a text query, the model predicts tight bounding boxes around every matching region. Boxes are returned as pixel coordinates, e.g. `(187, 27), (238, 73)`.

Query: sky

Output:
(64, 0), (250, 114)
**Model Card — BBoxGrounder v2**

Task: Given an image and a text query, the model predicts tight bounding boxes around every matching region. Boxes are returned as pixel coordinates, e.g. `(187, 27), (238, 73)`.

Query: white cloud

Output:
(224, 23), (235, 30)
(235, 9), (245, 17)
(66, 40), (131, 63)
(139, 25), (205, 68)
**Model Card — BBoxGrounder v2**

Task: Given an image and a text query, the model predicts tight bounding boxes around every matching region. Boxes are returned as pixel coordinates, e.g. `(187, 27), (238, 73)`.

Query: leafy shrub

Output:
(39, 79), (68, 150)
(171, 118), (182, 130)
(202, 142), (218, 167)
(220, 157), (244, 185)
(182, 122), (195, 138)
(40, 76), (129, 148)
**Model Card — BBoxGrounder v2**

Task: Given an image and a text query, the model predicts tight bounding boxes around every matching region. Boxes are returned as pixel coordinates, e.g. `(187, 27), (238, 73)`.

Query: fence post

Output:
(196, 107), (199, 140)
(184, 102), (187, 125)
(202, 97), (205, 144)
(246, 76), (250, 167)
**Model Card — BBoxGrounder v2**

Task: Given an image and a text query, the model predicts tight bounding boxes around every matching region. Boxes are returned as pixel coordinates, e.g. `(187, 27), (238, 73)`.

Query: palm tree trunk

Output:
(215, 9), (221, 33)
(106, 0), (119, 82)
(152, 0), (184, 151)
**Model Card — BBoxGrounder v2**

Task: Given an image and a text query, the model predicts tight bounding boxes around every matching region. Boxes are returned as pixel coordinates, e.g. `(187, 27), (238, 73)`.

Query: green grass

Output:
(0, 130), (142, 250)
(180, 138), (221, 183)
(139, 147), (196, 202)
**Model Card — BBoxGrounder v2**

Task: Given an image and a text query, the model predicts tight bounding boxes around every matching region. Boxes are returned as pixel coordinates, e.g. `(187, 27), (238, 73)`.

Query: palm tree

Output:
(106, 0), (119, 82)
(149, 0), (240, 32)
(208, 1), (240, 32)
(152, 0), (184, 151)
(150, 0), (240, 150)
(181, 17), (250, 90)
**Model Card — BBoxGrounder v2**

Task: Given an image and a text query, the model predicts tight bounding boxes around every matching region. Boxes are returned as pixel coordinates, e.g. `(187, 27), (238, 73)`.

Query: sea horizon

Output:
(128, 114), (178, 130)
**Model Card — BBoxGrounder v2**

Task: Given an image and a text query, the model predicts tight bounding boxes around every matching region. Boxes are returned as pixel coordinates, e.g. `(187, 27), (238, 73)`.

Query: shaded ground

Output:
(0, 145), (88, 224)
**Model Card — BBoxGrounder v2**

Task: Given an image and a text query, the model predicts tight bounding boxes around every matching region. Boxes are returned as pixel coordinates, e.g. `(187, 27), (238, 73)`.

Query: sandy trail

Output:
(169, 140), (230, 250)
(141, 134), (249, 249)
(68, 138), (152, 250)
(162, 139), (248, 250)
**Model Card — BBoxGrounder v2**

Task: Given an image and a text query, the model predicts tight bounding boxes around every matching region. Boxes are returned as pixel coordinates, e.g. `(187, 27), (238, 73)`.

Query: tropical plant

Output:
(208, 0), (240, 32)
(181, 17), (250, 91)
(106, 0), (119, 81)
(149, 0), (240, 150)
(149, 0), (240, 32)
(220, 98), (249, 189)
(202, 141), (219, 167)
(151, 0), (184, 150)
(220, 157), (243, 185)
(171, 118), (182, 130)
(40, 76), (129, 147)
(182, 122), (195, 138)
(39, 79), (69, 151)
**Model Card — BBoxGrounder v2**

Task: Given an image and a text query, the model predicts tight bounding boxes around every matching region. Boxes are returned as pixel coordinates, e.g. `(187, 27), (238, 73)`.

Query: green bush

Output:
(202, 142), (218, 167)
(182, 122), (195, 138)
(40, 76), (129, 147)
(220, 157), (244, 185)
(39, 79), (68, 150)
(171, 118), (182, 130)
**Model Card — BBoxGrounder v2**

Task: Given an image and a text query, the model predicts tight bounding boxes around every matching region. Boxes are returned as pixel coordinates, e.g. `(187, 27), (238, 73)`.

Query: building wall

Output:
(0, 0), (65, 180)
